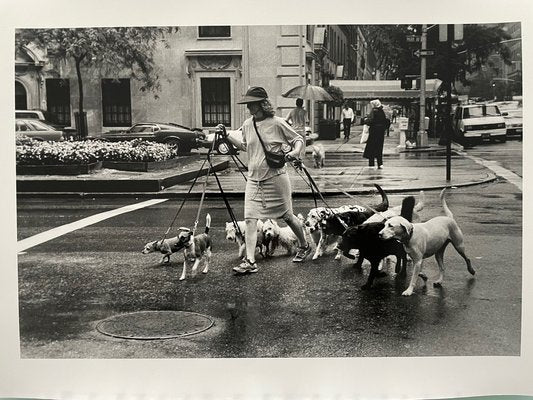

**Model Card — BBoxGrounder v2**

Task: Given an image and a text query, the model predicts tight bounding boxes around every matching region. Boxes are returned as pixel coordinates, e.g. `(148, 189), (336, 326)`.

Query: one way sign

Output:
(413, 49), (435, 57)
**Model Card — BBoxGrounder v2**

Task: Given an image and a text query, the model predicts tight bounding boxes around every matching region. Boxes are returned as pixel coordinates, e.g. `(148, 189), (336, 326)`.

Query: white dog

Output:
(225, 220), (267, 258)
(311, 144), (325, 169)
(379, 189), (475, 296)
(262, 219), (299, 256)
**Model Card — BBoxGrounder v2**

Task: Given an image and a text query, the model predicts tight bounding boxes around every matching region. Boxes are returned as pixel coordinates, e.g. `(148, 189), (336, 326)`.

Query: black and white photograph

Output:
(2, 0), (532, 398)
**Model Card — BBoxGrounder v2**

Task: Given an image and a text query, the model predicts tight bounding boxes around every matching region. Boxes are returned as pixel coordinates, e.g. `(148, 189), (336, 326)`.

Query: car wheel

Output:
(216, 140), (232, 155)
(165, 138), (180, 152)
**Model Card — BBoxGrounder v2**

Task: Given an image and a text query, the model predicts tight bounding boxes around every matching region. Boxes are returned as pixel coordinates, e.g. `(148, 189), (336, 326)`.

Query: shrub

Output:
(16, 139), (179, 165)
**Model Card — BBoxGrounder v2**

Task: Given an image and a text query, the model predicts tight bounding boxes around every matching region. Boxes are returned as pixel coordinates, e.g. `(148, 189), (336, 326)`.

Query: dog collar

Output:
(402, 225), (414, 244)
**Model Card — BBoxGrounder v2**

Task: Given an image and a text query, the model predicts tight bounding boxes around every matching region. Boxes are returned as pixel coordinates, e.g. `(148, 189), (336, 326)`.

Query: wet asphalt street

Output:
(16, 141), (522, 358)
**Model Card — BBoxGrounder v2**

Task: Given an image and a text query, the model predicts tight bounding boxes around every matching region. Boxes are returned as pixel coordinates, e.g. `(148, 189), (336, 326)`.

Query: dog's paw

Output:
(312, 254), (319, 260)
(401, 289), (414, 296)
(418, 273), (428, 282)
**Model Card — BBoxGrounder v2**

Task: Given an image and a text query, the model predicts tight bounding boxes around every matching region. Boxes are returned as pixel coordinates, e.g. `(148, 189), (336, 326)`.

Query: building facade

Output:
(15, 25), (372, 136)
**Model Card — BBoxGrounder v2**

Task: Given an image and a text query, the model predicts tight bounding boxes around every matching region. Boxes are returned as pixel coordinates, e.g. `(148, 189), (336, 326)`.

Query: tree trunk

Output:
(74, 55), (86, 137)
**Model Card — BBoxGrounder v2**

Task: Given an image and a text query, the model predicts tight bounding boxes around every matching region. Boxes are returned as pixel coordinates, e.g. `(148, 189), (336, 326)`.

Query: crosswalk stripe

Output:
(17, 198), (168, 253)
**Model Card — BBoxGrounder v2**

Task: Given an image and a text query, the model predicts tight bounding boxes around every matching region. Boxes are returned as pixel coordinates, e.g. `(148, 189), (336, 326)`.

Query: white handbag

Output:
(360, 124), (369, 144)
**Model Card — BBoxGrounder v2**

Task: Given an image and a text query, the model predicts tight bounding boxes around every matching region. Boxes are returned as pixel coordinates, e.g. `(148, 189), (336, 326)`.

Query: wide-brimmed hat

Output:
(370, 99), (382, 108)
(237, 86), (269, 104)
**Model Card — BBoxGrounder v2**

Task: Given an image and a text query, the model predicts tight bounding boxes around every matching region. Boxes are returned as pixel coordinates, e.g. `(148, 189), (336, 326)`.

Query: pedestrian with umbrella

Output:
(285, 98), (309, 159)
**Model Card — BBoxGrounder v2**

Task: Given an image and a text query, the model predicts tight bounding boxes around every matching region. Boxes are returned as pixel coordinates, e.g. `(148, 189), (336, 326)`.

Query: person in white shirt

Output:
(341, 102), (354, 140)
(285, 98), (309, 159)
(223, 86), (312, 275)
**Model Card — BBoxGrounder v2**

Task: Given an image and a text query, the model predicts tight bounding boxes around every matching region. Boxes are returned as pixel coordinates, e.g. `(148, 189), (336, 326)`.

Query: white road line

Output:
(464, 154), (522, 191)
(17, 198), (169, 253)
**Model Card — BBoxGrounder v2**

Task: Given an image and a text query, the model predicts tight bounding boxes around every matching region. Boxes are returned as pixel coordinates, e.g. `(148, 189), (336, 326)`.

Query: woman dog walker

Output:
(222, 86), (312, 274)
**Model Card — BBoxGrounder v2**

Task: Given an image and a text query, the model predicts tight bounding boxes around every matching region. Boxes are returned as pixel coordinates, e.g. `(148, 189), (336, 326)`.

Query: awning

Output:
(330, 79), (443, 100)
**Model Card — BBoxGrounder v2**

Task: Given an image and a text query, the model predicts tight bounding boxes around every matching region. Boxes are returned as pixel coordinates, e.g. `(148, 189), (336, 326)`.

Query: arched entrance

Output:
(15, 81), (27, 110)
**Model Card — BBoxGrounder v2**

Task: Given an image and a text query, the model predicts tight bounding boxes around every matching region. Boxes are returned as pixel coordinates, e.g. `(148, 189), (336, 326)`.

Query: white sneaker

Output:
(378, 165), (384, 169)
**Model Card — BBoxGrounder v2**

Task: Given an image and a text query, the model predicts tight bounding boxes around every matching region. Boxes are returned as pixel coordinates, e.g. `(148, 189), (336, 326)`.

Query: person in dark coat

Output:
(363, 99), (389, 169)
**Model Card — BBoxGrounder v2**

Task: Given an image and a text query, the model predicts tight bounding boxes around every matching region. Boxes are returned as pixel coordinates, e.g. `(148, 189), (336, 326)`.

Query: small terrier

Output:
(225, 219), (268, 258)
(142, 214), (212, 281)
(262, 219), (299, 256)
(311, 144), (325, 169)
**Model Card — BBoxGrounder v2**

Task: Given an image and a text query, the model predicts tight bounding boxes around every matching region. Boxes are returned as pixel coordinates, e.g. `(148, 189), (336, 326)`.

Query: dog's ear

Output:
(397, 218), (413, 237)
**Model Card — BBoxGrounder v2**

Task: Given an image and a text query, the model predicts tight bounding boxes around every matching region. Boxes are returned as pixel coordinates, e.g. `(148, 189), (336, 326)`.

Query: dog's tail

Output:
(373, 184), (389, 212)
(440, 188), (453, 219)
(414, 190), (425, 212)
(205, 213), (211, 234)
(400, 196), (416, 222)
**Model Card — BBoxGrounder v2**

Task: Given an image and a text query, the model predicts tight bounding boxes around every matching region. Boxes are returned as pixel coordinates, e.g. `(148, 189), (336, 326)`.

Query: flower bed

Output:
(16, 139), (180, 173)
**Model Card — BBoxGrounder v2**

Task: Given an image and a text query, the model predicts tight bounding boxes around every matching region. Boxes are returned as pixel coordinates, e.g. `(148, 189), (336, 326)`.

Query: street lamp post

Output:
(417, 24), (428, 148)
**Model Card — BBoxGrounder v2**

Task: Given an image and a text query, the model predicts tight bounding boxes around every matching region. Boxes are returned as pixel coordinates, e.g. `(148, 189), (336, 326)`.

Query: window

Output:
(198, 26), (231, 38)
(15, 81), (27, 110)
(201, 78), (231, 127)
(46, 79), (71, 126)
(101, 79), (132, 127)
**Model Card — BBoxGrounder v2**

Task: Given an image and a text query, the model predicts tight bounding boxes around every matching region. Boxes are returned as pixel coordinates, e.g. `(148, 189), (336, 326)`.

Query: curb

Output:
(16, 159), (230, 193)
(16, 173), (497, 199)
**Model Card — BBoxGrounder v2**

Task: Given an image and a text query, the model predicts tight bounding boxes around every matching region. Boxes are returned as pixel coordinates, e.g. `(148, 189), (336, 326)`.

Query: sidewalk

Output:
(16, 124), (496, 197)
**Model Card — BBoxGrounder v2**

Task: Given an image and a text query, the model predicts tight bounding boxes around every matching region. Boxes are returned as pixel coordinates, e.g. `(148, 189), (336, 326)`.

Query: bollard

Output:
(397, 117), (409, 148)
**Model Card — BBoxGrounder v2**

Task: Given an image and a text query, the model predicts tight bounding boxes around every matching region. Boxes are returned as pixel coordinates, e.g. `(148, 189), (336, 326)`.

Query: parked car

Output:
(452, 103), (507, 146)
(101, 122), (204, 153)
(15, 119), (65, 142)
(502, 109), (523, 140)
(16, 109), (78, 138)
(201, 126), (314, 155)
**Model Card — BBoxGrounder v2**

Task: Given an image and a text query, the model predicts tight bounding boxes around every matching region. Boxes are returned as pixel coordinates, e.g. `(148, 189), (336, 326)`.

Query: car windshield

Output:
(16, 112), (41, 119)
(463, 105), (501, 118)
(129, 125), (156, 133)
(25, 120), (54, 131)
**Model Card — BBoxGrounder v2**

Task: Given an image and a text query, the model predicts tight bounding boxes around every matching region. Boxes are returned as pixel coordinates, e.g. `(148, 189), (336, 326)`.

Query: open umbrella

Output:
(282, 84), (333, 102)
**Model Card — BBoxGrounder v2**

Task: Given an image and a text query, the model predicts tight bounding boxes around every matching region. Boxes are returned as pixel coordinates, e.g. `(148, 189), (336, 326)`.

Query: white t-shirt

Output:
(241, 116), (304, 182)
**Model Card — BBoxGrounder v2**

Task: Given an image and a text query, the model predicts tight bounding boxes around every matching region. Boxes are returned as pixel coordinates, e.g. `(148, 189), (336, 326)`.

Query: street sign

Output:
(439, 24), (463, 42)
(413, 49), (435, 57)
(407, 35), (421, 43)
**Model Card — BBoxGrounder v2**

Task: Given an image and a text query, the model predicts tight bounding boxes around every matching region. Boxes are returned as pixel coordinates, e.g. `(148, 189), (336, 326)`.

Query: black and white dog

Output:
(311, 184), (390, 260)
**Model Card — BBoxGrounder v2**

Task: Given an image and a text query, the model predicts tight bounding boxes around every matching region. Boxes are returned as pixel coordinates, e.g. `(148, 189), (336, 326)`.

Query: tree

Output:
(362, 24), (512, 86)
(361, 25), (418, 79)
(15, 27), (178, 136)
(325, 85), (344, 106)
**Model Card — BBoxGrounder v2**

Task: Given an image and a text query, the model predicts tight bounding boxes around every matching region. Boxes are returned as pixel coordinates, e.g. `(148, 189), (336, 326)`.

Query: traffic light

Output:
(401, 77), (413, 89)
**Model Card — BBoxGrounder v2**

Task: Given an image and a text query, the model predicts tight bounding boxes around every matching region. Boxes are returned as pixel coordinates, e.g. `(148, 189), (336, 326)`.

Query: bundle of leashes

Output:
(287, 154), (379, 230)
(159, 124), (246, 244)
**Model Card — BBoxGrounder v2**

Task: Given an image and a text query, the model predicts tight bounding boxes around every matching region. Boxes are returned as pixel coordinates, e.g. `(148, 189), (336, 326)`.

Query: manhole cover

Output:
(96, 310), (214, 340)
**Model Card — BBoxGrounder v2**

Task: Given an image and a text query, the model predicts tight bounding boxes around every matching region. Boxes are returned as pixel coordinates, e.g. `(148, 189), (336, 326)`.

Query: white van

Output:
(452, 104), (507, 146)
